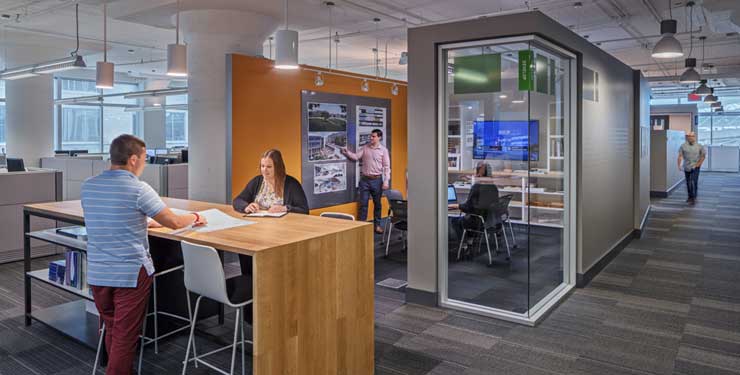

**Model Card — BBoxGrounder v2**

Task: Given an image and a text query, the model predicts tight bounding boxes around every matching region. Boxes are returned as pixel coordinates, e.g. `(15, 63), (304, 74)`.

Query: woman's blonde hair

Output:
(261, 149), (287, 198)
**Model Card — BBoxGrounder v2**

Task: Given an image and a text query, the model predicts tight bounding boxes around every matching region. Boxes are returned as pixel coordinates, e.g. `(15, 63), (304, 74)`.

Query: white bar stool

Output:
(180, 241), (253, 375)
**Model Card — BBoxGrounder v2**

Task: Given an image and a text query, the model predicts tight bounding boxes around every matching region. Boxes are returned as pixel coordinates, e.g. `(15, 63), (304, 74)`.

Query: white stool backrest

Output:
(181, 241), (231, 305)
(319, 212), (355, 221)
(384, 189), (403, 201)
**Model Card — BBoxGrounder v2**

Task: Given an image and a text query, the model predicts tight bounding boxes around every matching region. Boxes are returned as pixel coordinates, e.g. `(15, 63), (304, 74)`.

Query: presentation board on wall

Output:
(300, 90), (391, 209)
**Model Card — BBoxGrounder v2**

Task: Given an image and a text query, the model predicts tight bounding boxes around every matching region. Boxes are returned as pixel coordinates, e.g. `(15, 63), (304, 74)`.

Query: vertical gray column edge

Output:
(225, 54), (234, 204)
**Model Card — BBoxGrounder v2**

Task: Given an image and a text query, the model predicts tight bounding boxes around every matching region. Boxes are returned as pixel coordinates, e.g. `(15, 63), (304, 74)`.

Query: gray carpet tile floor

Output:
(1, 172), (739, 374)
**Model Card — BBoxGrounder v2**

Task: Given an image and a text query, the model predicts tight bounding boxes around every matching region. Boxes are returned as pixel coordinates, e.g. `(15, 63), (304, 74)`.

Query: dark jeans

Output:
(358, 177), (383, 226)
(685, 167), (701, 199)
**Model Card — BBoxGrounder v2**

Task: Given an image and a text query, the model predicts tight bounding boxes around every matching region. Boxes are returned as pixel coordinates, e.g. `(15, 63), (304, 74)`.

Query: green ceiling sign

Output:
(518, 50), (534, 91)
(453, 54), (501, 94)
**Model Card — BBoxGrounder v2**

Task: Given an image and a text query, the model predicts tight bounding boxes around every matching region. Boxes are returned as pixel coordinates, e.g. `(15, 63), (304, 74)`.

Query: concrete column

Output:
(180, 9), (277, 203)
(142, 80), (168, 149)
(5, 46), (56, 167)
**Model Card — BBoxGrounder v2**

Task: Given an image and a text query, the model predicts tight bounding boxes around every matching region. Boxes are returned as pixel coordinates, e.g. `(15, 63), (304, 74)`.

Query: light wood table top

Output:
(25, 198), (371, 256)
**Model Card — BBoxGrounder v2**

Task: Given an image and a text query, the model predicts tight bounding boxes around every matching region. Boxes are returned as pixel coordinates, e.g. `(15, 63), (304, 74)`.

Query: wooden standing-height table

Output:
(24, 198), (374, 375)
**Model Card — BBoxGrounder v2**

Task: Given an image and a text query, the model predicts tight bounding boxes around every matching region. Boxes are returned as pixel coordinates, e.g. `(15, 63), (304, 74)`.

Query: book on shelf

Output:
(52, 249), (87, 291)
(56, 226), (88, 241)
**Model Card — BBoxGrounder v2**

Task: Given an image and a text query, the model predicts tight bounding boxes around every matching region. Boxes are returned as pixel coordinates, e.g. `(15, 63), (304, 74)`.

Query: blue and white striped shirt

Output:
(81, 170), (166, 288)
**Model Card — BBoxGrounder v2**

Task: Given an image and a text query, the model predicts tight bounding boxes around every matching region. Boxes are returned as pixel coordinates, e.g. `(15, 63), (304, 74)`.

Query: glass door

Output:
(438, 36), (576, 325)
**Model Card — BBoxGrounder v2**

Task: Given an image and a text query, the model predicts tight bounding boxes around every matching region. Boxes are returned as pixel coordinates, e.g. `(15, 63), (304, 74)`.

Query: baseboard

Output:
(650, 178), (685, 198)
(576, 230), (636, 287)
(633, 205), (651, 239)
(405, 287), (438, 307)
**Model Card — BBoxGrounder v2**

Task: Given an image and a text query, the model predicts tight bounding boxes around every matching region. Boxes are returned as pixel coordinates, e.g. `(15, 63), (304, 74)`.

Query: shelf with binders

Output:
(25, 225), (99, 348)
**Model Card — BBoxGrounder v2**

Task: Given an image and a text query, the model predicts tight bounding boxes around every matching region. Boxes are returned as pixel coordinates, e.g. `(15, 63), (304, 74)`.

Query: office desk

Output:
(24, 198), (374, 375)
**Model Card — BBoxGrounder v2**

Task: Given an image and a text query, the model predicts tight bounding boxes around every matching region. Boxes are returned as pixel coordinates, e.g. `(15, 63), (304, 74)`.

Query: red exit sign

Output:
(687, 93), (701, 102)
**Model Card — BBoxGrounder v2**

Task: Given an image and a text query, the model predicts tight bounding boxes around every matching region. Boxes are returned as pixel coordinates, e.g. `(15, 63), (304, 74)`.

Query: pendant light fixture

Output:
(679, 2), (699, 83)
(704, 88), (718, 103)
(695, 79), (711, 96)
(651, 0), (683, 58)
(275, 0), (299, 69)
(167, 0), (187, 77)
(710, 101), (721, 108)
(96, 1), (114, 89)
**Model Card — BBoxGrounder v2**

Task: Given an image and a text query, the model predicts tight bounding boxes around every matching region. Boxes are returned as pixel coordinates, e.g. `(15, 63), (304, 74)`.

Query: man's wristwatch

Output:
(192, 212), (201, 223)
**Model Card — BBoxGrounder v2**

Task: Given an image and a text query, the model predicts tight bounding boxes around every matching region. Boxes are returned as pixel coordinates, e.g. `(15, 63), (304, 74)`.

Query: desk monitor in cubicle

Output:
(180, 149), (188, 163)
(7, 158), (25, 172)
(155, 149), (168, 155)
(447, 184), (458, 204)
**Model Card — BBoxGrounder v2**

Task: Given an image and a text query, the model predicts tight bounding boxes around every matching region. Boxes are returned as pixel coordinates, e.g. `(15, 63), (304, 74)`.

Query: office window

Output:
(103, 107), (138, 151)
(56, 78), (141, 153)
(61, 105), (102, 153)
(165, 110), (188, 148)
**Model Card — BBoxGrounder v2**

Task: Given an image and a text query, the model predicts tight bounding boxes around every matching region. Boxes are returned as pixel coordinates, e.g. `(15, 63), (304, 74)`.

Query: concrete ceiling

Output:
(0, 0), (739, 94)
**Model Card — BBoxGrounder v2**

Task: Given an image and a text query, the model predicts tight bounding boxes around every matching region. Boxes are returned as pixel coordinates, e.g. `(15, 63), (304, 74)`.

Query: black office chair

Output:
(384, 199), (407, 258)
(456, 190), (513, 265)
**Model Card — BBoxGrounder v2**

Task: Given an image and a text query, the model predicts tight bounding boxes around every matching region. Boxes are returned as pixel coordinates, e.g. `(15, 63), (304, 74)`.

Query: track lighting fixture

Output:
(361, 79), (369, 92)
(391, 83), (398, 95)
(314, 72), (324, 86)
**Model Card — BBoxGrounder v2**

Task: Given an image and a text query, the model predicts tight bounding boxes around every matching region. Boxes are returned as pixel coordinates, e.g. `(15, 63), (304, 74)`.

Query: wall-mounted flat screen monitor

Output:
(472, 120), (539, 161)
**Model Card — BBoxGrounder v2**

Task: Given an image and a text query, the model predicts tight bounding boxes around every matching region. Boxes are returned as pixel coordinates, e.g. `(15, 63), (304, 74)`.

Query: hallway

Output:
(0, 173), (738, 374)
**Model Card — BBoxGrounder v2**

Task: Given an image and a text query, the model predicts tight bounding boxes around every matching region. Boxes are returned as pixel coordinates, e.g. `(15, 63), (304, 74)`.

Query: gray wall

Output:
(650, 130), (685, 193)
(407, 11), (638, 296)
(634, 72), (651, 230)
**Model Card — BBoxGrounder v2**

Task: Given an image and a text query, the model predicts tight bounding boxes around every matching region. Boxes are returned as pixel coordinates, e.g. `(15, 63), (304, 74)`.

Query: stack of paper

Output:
(169, 208), (256, 234)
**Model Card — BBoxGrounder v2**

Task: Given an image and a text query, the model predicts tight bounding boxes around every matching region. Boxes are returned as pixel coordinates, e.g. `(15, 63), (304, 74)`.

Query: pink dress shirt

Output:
(345, 143), (391, 183)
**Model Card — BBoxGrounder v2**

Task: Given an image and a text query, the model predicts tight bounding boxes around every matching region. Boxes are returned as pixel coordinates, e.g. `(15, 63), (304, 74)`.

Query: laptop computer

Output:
(447, 184), (458, 204)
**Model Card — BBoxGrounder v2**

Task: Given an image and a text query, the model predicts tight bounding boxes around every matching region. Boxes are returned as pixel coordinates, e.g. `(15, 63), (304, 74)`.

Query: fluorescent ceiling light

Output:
(34, 55), (86, 74)
(123, 88), (188, 99)
(0, 70), (38, 80)
(652, 20), (683, 59)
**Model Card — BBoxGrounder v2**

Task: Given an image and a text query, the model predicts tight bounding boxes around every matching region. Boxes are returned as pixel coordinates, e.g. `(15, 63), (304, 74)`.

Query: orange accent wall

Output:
(229, 55), (407, 219)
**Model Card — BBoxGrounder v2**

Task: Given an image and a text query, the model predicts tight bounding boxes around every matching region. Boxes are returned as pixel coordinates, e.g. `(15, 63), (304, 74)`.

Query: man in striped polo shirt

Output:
(81, 134), (206, 375)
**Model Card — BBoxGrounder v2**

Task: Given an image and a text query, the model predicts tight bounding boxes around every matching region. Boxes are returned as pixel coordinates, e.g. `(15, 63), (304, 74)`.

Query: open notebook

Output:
(244, 211), (287, 218)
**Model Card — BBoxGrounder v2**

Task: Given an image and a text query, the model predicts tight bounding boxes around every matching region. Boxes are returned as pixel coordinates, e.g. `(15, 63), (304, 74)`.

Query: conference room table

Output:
(23, 197), (374, 375)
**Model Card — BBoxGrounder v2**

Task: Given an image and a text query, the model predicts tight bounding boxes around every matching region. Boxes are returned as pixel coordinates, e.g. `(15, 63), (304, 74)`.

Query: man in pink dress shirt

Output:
(341, 129), (391, 234)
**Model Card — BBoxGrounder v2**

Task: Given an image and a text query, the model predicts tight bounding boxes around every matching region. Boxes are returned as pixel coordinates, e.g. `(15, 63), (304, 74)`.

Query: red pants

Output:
(91, 267), (152, 375)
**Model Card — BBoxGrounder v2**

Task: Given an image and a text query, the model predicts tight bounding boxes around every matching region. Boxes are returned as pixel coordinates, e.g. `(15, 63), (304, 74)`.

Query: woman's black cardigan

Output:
(232, 175), (309, 214)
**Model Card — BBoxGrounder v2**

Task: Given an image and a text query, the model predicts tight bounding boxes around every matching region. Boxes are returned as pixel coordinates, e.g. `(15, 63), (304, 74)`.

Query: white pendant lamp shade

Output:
(275, 29), (299, 69)
(680, 58), (700, 83)
(695, 80), (711, 96)
(167, 43), (187, 77)
(652, 20), (683, 59)
(96, 2), (114, 89)
(96, 61), (114, 89)
(711, 101), (721, 108)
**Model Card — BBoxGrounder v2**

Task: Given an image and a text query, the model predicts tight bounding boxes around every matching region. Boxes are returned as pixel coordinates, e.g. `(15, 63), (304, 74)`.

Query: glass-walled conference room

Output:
(438, 35), (576, 325)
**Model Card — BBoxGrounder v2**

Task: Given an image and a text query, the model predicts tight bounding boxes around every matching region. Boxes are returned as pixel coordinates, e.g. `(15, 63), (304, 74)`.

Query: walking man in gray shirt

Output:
(677, 132), (706, 205)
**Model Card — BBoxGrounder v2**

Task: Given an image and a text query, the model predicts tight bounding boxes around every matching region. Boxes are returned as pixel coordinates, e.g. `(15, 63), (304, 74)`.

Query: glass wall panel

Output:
(440, 36), (574, 322)
(165, 110), (188, 148)
(0, 103), (6, 153)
